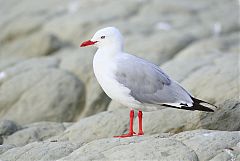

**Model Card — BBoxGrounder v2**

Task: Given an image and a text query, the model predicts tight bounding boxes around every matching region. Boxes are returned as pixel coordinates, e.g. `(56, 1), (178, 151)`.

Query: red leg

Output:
(114, 109), (136, 138)
(137, 110), (144, 136)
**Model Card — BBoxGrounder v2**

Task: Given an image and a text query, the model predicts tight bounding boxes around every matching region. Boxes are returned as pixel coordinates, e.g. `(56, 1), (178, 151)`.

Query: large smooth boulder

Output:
(0, 141), (80, 161)
(0, 31), (64, 58)
(55, 110), (130, 144)
(0, 57), (85, 124)
(3, 122), (72, 147)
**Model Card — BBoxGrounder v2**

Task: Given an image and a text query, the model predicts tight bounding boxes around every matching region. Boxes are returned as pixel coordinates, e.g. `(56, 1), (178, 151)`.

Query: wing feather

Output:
(115, 54), (192, 104)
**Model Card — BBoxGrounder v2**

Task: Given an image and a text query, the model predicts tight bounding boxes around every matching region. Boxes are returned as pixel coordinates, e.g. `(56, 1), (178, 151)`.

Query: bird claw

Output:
(137, 131), (144, 136)
(114, 131), (136, 138)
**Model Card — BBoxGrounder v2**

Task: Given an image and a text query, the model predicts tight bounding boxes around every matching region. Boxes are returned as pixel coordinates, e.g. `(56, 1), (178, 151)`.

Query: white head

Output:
(80, 27), (123, 51)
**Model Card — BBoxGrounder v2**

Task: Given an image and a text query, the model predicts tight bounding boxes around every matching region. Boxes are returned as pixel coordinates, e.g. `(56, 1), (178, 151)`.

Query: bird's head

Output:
(80, 27), (123, 50)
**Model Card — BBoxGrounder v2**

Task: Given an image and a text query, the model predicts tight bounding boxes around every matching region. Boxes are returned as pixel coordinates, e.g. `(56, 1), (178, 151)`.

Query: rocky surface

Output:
(0, 57), (85, 124)
(0, 126), (239, 161)
(0, 0), (239, 160)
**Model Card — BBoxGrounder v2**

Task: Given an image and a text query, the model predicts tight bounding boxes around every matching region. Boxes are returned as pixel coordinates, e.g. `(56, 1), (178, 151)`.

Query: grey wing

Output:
(115, 55), (192, 104)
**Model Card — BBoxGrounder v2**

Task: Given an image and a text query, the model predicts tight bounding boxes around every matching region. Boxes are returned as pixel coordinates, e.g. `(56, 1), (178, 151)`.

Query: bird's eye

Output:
(101, 36), (105, 39)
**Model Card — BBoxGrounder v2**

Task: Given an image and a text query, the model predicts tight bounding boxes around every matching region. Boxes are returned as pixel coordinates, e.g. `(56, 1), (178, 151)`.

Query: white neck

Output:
(97, 44), (123, 58)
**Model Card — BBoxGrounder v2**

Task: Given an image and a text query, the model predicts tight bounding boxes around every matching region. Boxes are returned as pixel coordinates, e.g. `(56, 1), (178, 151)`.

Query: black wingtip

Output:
(162, 97), (217, 112)
(190, 96), (217, 112)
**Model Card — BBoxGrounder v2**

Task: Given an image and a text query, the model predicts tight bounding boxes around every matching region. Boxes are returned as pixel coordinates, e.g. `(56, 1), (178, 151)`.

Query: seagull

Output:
(80, 27), (217, 138)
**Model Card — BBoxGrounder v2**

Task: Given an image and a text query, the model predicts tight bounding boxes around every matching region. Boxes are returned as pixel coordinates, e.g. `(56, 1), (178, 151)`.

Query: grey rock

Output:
(0, 120), (21, 136)
(0, 31), (64, 58)
(0, 58), (85, 124)
(181, 53), (239, 104)
(126, 32), (195, 65)
(0, 56), (26, 71)
(171, 130), (240, 161)
(78, 78), (111, 118)
(210, 148), (240, 161)
(59, 135), (198, 161)
(3, 122), (71, 147)
(42, 0), (142, 46)
(197, 99), (240, 131)
(0, 141), (80, 161)
(161, 33), (239, 104)
(0, 120), (239, 161)
(55, 110), (130, 144)
(107, 99), (128, 111)
(0, 144), (15, 155)
(0, 15), (44, 44)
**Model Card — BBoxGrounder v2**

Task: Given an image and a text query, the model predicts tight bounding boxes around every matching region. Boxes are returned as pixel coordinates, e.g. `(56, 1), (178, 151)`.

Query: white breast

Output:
(93, 51), (140, 108)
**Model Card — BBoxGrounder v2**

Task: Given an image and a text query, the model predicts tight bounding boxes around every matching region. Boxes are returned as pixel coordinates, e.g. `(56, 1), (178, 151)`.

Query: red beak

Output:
(80, 40), (97, 47)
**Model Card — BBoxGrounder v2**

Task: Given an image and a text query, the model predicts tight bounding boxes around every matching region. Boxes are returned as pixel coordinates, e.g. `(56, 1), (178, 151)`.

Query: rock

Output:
(125, 32), (195, 65)
(1, 57), (59, 79)
(171, 130), (240, 161)
(1, 129), (235, 161)
(0, 31), (64, 58)
(59, 135), (198, 161)
(210, 148), (240, 161)
(55, 48), (111, 118)
(3, 122), (71, 147)
(0, 58), (85, 124)
(197, 99), (240, 131)
(161, 33), (239, 104)
(0, 15), (44, 44)
(78, 79), (110, 118)
(215, 142), (240, 161)
(0, 56), (26, 71)
(0, 144), (16, 155)
(181, 53), (238, 104)
(54, 48), (95, 84)
(107, 100), (128, 111)
(0, 120), (21, 136)
(0, 0), (72, 58)
(42, 0), (142, 46)
(0, 141), (80, 161)
(0, 119), (238, 160)
(55, 110), (130, 144)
